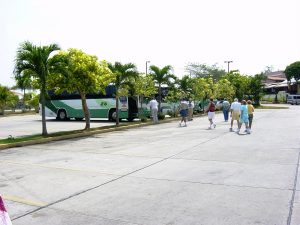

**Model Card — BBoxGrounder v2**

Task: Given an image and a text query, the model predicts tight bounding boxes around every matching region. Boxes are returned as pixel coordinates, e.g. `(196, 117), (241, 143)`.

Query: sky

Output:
(1, 0), (300, 87)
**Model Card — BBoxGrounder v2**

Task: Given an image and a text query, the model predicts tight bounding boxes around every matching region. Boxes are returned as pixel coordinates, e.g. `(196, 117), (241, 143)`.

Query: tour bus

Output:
(41, 85), (141, 121)
(287, 94), (300, 105)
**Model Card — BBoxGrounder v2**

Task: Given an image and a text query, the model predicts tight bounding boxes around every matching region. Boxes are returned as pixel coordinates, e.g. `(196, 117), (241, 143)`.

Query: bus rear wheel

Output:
(57, 109), (68, 121)
(109, 109), (116, 122)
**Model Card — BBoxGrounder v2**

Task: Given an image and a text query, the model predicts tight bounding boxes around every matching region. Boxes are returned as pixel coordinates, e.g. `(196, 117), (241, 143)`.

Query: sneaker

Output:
(229, 128), (233, 132)
(236, 129), (240, 134)
(208, 126), (212, 130)
(213, 124), (216, 128)
(179, 123), (182, 127)
(244, 130), (247, 133)
(246, 129), (251, 134)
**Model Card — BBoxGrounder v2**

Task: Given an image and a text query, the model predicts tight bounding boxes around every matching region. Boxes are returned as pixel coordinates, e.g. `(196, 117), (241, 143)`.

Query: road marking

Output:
(2, 194), (46, 207)
(0, 160), (117, 176)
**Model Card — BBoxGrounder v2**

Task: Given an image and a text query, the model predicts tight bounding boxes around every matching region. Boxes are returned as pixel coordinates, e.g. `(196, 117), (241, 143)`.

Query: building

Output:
(264, 71), (298, 94)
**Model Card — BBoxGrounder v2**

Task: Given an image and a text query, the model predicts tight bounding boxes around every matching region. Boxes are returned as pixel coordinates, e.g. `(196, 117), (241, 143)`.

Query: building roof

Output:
(264, 71), (286, 84)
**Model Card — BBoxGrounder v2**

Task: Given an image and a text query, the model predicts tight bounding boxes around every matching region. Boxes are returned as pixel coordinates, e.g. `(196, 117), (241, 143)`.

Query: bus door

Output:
(128, 96), (138, 120)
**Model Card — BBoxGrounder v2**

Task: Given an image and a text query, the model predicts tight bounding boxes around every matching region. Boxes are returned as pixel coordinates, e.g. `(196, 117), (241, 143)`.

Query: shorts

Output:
(240, 116), (249, 123)
(231, 111), (240, 120)
(208, 111), (215, 119)
(180, 109), (188, 117)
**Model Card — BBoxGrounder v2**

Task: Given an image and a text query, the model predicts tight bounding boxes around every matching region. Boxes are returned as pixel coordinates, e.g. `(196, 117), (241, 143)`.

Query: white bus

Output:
(41, 85), (149, 121)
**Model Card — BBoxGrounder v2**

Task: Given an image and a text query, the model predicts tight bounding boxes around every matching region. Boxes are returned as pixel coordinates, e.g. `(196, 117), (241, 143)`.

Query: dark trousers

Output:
(223, 110), (229, 121)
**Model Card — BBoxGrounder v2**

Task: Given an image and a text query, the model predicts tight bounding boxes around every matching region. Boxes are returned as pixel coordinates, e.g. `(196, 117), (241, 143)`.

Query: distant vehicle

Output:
(287, 94), (300, 105)
(40, 85), (140, 122)
(216, 100), (223, 110)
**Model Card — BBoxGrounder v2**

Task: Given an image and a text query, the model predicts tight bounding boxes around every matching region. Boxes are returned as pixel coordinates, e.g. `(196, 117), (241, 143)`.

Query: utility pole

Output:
(146, 61), (150, 75)
(224, 60), (233, 73)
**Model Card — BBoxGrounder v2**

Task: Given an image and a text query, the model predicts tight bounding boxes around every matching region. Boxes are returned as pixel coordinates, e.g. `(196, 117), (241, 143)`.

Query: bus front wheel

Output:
(57, 109), (67, 121)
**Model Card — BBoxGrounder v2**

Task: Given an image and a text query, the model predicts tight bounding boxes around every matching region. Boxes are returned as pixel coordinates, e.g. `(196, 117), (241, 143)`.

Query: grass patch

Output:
(256, 105), (289, 109)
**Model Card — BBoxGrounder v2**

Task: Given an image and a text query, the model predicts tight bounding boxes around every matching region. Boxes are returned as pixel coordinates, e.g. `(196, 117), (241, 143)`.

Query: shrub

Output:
(158, 113), (165, 120)
(141, 117), (148, 122)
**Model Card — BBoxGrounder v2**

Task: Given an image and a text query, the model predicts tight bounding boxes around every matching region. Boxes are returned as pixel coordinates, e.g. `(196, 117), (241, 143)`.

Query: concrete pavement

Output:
(0, 105), (299, 225)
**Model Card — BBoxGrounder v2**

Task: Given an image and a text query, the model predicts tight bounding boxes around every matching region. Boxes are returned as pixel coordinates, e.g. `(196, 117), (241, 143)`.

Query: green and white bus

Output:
(41, 85), (141, 121)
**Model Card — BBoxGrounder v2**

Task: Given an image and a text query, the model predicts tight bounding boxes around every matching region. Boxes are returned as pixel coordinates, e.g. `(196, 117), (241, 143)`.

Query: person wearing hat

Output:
(229, 98), (241, 132)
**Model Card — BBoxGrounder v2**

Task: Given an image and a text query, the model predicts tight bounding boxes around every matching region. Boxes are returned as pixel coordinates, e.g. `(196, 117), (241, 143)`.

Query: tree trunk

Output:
(80, 93), (90, 130)
(158, 84), (162, 112)
(139, 95), (144, 118)
(22, 88), (26, 112)
(40, 84), (48, 136)
(116, 94), (119, 126)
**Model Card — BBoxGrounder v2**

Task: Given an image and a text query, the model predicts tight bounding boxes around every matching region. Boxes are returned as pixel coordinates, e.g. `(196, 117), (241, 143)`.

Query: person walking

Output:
(179, 99), (189, 127)
(236, 100), (250, 134)
(205, 98), (216, 129)
(222, 98), (230, 122)
(149, 96), (158, 124)
(188, 98), (194, 121)
(229, 98), (241, 132)
(247, 100), (255, 130)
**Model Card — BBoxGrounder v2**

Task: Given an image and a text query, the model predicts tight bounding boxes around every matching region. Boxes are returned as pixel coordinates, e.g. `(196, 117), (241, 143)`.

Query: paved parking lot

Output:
(0, 114), (116, 139)
(0, 105), (300, 225)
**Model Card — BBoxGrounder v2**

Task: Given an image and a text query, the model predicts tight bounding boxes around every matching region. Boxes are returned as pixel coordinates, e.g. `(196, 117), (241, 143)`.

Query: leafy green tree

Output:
(6, 93), (19, 112)
(247, 73), (266, 105)
(28, 93), (40, 112)
(185, 63), (226, 80)
(0, 85), (10, 115)
(149, 65), (176, 111)
(214, 78), (235, 101)
(225, 72), (249, 101)
(133, 74), (156, 117)
(165, 85), (184, 117)
(49, 49), (113, 130)
(14, 41), (60, 135)
(108, 62), (139, 125)
(192, 77), (215, 109)
(285, 61), (300, 82)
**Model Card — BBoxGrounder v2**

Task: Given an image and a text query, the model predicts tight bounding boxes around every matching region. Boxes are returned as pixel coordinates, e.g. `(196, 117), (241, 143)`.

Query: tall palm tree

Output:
(149, 65), (176, 111)
(14, 70), (32, 112)
(178, 75), (193, 96)
(14, 41), (60, 136)
(108, 62), (139, 126)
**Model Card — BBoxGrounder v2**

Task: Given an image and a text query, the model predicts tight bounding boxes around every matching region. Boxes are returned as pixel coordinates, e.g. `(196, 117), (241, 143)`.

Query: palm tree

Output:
(14, 70), (32, 112)
(149, 65), (176, 111)
(14, 41), (60, 136)
(108, 62), (139, 126)
(178, 75), (193, 97)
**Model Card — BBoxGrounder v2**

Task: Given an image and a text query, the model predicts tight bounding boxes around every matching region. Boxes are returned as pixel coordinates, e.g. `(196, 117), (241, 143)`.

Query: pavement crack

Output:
(286, 149), (300, 225)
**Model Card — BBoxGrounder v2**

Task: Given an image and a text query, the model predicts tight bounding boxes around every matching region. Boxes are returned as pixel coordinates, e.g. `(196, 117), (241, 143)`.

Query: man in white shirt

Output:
(230, 98), (241, 132)
(149, 96), (158, 123)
